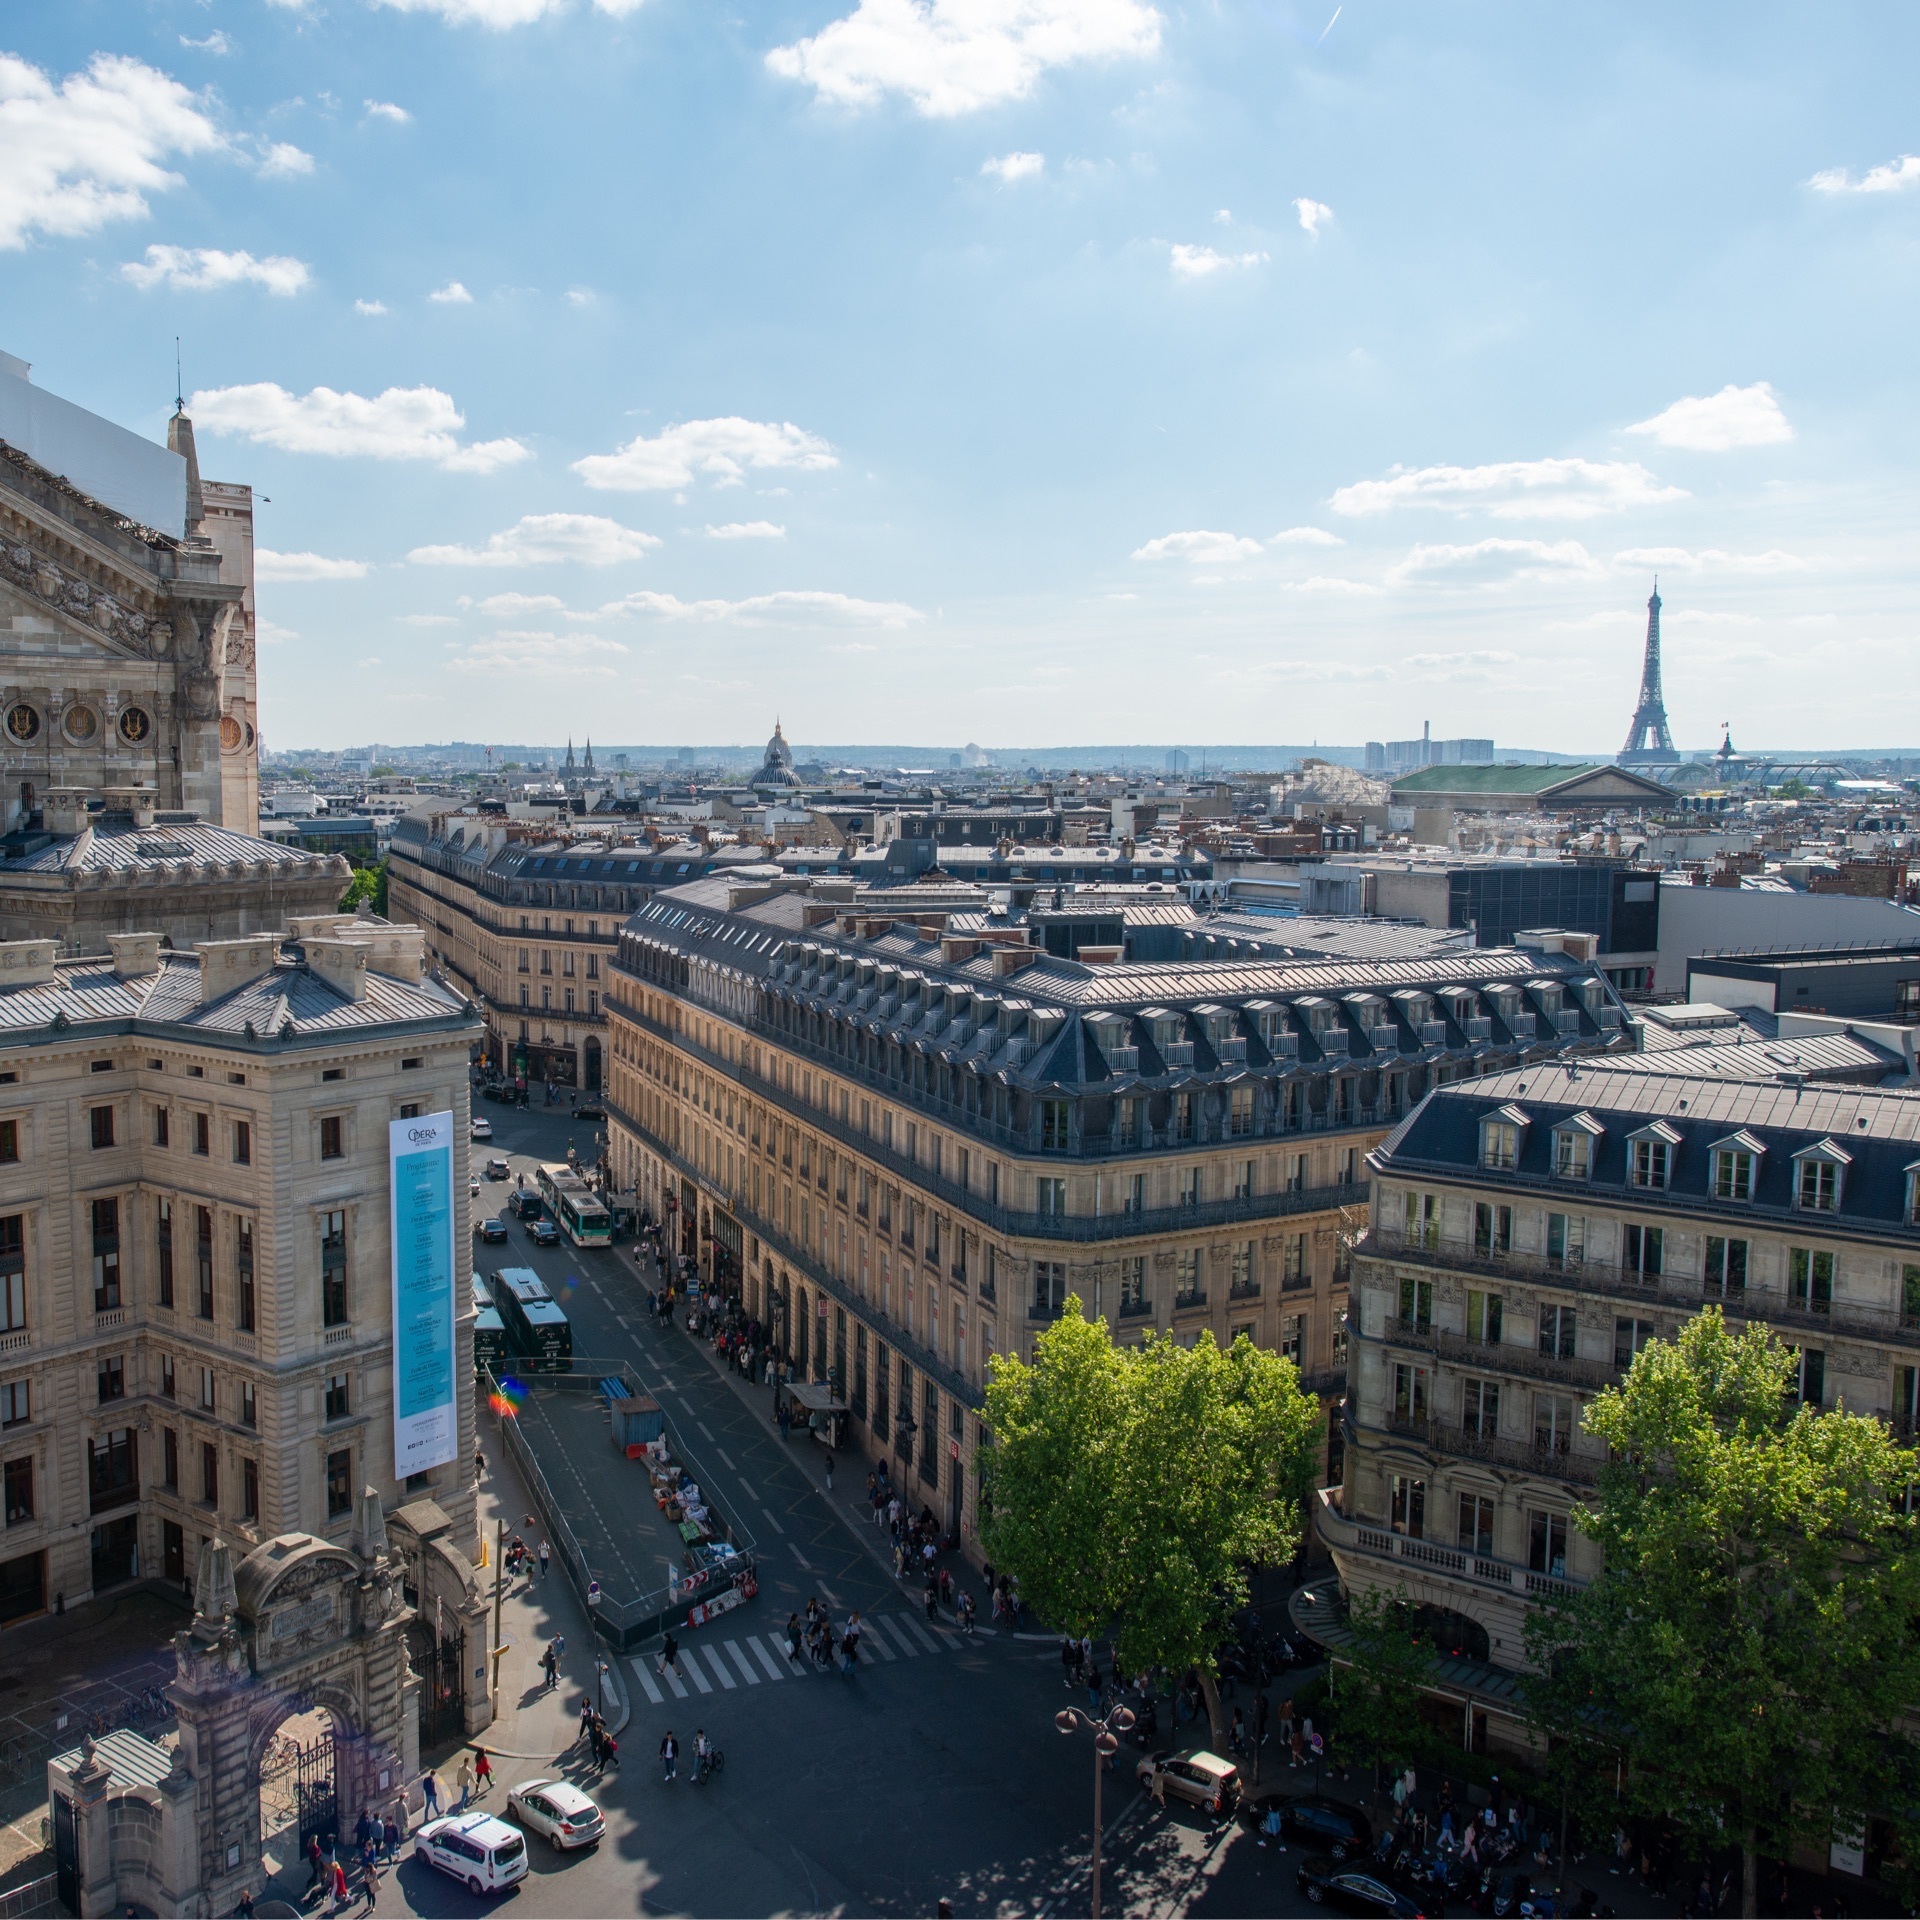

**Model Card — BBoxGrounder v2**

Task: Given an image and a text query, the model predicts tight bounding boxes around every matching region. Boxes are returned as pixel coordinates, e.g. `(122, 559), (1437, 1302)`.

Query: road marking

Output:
(700, 1645), (737, 1690)
(860, 1629), (895, 1663)
(629, 1661), (664, 1705)
(716, 1448), (737, 1471)
(725, 1640), (760, 1686)
(662, 1666), (689, 1700)
(873, 1616), (921, 1659)
(698, 1421), (716, 1441)
(736, 1478), (758, 1502)
(761, 1507), (786, 1536)
(791, 1550), (813, 1573)
(748, 1637), (785, 1681)
(683, 1657), (713, 1695)
(902, 1617), (944, 1655)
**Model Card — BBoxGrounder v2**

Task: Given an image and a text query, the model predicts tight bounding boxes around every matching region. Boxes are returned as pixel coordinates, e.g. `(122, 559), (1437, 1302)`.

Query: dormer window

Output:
(1480, 1105), (1529, 1172)
(1552, 1112), (1602, 1180)
(1906, 1161), (1920, 1226)
(1627, 1120), (1680, 1190)
(1714, 1151), (1754, 1202)
(1793, 1140), (1850, 1213)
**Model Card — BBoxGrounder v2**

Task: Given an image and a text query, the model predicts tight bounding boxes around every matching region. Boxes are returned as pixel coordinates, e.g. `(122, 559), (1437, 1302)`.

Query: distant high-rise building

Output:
(1619, 584), (1681, 767)
(1165, 748), (1190, 774)
(1364, 742), (1387, 772)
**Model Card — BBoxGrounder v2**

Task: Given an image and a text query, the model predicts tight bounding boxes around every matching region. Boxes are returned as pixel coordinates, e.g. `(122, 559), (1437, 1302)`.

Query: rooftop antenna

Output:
(174, 337), (183, 416)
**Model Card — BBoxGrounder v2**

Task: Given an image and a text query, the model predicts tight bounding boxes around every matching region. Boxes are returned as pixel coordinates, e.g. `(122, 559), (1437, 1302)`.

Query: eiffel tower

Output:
(1618, 583), (1680, 766)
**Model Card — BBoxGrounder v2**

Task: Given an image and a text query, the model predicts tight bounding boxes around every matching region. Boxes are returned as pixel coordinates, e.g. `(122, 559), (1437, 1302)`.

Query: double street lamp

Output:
(1055, 1699), (1134, 1920)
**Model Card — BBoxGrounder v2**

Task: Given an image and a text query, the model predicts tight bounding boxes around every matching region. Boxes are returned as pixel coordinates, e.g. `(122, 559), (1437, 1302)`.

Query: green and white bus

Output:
(535, 1163), (612, 1249)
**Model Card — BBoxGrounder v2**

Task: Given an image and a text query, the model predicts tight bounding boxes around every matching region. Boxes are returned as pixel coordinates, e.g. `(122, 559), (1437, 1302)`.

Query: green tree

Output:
(981, 1301), (1320, 1750)
(1330, 1586), (1435, 1810)
(1564, 1309), (1920, 1918)
(338, 859), (388, 917)
(1521, 1601), (1624, 1898)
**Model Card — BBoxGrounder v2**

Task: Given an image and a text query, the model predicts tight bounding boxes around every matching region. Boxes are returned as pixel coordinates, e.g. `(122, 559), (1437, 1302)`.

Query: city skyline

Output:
(5, 5), (1920, 750)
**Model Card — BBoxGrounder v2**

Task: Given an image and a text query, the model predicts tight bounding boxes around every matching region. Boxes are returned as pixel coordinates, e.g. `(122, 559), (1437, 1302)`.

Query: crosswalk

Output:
(628, 1613), (961, 1704)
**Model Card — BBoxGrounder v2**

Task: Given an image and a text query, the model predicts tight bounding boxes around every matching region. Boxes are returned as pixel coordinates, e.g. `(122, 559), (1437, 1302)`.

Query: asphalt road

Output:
(414, 1100), (1376, 1919)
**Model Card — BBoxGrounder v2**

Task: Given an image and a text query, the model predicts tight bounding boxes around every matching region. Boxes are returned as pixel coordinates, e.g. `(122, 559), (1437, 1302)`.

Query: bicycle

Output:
(694, 1746), (725, 1784)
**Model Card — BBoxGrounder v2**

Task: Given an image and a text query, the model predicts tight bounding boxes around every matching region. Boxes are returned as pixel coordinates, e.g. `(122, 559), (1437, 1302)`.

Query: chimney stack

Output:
(196, 935), (280, 1004)
(107, 932), (162, 979)
(304, 938), (369, 1003)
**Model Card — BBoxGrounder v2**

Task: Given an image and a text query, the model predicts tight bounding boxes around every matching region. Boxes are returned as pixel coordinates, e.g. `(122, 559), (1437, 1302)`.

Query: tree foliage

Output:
(1559, 1310), (1920, 1916)
(1332, 1586), (1436, 1800)
(338, 859), (388, 918)
(980, 1300), (1320, 1744)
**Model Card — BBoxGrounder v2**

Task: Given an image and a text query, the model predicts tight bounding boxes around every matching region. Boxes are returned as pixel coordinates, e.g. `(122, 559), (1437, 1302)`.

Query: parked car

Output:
(1136, 1748), (1241, 1817)
(482, 1082), (520, 1103)
(506, 1777), (606, 1850)
(1297, 1855), (1437, 1916)
(529, 1217), (561, 1247)
(485, 1158), (512, 1182)
(477, 1216), (509, 1244)
(414, 1813), (529, 1895)
(1252, 1794), (1372, 1861)
(471, 1117), (494, 1141)
(574, 1099), (605, 1121)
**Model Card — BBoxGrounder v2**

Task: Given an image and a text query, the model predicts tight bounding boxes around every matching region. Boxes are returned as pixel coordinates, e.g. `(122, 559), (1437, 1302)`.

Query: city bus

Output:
(534, 1163), (612, 1249)
(471, 1273), (508, 1378)
(488, 1266), (572, 1370)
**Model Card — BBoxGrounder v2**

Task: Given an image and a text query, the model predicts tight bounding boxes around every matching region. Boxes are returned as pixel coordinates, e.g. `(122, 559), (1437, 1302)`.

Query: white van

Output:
(415, 1811), (529, 1894)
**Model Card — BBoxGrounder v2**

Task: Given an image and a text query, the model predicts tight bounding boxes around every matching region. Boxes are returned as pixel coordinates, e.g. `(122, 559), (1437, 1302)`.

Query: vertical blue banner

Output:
(391, 1111), (458, 1477)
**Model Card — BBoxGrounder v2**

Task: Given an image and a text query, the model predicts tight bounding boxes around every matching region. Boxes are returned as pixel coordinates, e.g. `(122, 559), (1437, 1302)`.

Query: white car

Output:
(507, 1776), (606, 1850)
(414, 1812), (528, 1894)
(471, 1117), (494, 1141)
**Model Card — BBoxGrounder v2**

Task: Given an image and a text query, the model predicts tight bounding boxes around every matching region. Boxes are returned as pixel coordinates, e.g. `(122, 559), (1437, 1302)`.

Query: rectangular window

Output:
(88, 1428), (138, 1513)
(1797, 1158), (1839, 1212)
(155, 1199), (174, 1308)
(201, 1441), (219, 1507)
(97, 1355), (124, 1403)
(241, 1382), (256, 1429)
(1458, 1491), (1494, 1560)
(232, 1120), (251, 1166)
(195, 1206), (214, 1319)
(1614, 1317), (1656, 1371)
(1534, 1393), (1576, 1454)
(320, 1211), (348, 1327)
(1621, 1222), (1663, 1281)
(192, 1112), (209, 1157)
(242, 1457), (259, 1522)
(2, 1457), (30, 1527)
(160, 1355), (174, 1400)
(1788, 1247), (1833, 1314)
(0, 1382), (27, 1427)
(1629, 1138), (1670, 1189)
(1175, 1248), (1202, 1303)
(236, 1218), (255, 1332)
(1403, 1190), (1439, 1250)
(1279, 1313), (1303, 1365)
(1539, 1302), (1576, 1360)
(0, 1217), (22, 1333)
(199, 1366), (215, 1412)
(1180, 1166), (1201, 1208)
(1388, 1472), (1425, 1539)
(1229, 1086), (1254, 1137)
(1039, 1100), (1070, 1151)
(324, 1371), (352, 1421)
(326, 1448), (353, 1518)
(89, 1106), (115, 1151)
(1713, 1149), (1754, 1202)
(1232, 1159), (1254, 1201)
(91, 1198), (121, 1311)
(1481, 1120), (1519, 1170)
(162, 1427), (178, 1489)
(1546, 1211), (1585, 1268)
(1392, 1361), (1431, 1426)
(0, 1119), (15, 1165)
(1794, 1346), (1826, 1406)
(1035, 1177), (1065, 1219)
(1465, 1289), (1503, 1344)
(1529, 1510), (1568, 1578)
(1174, 1093), (1194, 1142)
(1553, 1129), (1591, 1179)
(1473, 1202), (1513, 1257)
(1462, 1376), (1499, 1439)
(1704, 1235), (1747, 1297)
(1031, 1260), (1065, 1319)
(320, 1115), (344, 1161)
(1398, 1275), (1433, 1331)
(1229, 1240), (1255, 1295)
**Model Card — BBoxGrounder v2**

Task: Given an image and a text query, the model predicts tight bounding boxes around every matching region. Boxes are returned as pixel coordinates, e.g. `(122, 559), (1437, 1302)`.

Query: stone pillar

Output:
(65, 1743), (117, 1919)
(152, 1749), (201, 1917)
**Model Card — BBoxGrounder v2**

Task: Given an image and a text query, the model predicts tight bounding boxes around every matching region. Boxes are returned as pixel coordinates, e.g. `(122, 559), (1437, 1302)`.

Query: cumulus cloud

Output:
(1808, 153), (1920, 195)
(0, 52), (225, 250)
(188, 381), (531, 472)
(766, 0), (1161, 117)
(398, 613), (458, 625)
(1387, 537), (1603, 588)
(1403, 649), (1520, 675)
(1270, 525), (1343, 547)
(180, 31), (232, 53)
(1281, 575), (1382, 595)
(1626, 382), (1792, 453)
(255, 549), (370, 581)
(258, 141), (313, 178)
(1293, 196), (1332, 236)
(565, 287), (595, 306)
(477, 591), (567, 615)
(363, 99), (412, 122)
(354, 297), (388, 315)
(574, 417), (836, 491)
(591, 588), (922, 626)
(1613, 546), (1808, 575)
(1332, 457), (1685, 521)
(370, 0), (568, 24)
(706, 521), (786, 539)
(256, 617), (298, 644)
(429, 279), (473, 304)
(1132, 529), (1263, 564)
(982, 150), (1045, 182)
(451, 630), (630, 676)
(409, 513), (660, 567)
(1170, 243), (1267, 278)
(122, 244), (310, 295)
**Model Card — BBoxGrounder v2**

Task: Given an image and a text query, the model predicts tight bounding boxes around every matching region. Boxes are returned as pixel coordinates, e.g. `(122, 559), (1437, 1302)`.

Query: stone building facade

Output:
(606, 872), (1630, 1553)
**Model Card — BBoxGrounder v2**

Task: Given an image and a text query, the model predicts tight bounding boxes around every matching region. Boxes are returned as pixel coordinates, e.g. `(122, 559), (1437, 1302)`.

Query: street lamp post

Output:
(1056, 1700), (1135, 1920)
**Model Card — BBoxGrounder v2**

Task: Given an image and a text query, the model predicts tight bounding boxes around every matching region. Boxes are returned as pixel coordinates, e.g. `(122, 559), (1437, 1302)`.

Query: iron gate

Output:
(292, 1730), (337, 1855)
(406, 1617), (467, 1749)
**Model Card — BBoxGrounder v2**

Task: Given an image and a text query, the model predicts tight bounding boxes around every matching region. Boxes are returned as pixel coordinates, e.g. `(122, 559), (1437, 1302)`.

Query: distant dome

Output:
(754, 719), (802, 787)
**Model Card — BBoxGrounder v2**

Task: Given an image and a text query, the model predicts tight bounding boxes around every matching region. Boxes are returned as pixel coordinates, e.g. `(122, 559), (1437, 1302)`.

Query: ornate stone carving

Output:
(0, 539), (161, 656)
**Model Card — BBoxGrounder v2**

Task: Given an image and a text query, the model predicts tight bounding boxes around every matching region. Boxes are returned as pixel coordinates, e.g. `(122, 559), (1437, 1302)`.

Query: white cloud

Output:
(363, 99), (412, 123)
(1169, 243), (1266, 279)
(574, 417), (836, 491)
(981, 150), (1045, 182)
(1387, 537), (1603, 588)
(1132, 529), (1262, 564)
(477, 591), (566, 614)
(429, 279), (473, 304)
(1212, 208), (1231, 225)
(398, 613), (458, 626)
(1332, 457), (1686, 521)
(354, 297), (388, 315)
(256, 617), (298, 644)
(451, 630), (630, 676)
(188, 381), (531, 472)
(593, 0), (650, 13)
(705, 521), (787, 540)
(1281, 575), (1382, 595)
(565, 287), (595, 306)
(1808, 153), (1920, 195)
(0, 52), (225, 251)
(766, 0), (1161, 118)
(180, 31), (233, 53)
(1613, 546), (1808, 575)
(1269, 525), (1343, 547)
(255, 549), (370, 581)
(593, 588), (921, 626)
(1403, 649), (1520, 675)
(1293, 196), (1332, 237)
(122, 244), (311, 296)
(1626, 382), (1793, 453)
(409, 513), (660, 567)
(258, 141), (313, 178)
(370, 0), (567, 25)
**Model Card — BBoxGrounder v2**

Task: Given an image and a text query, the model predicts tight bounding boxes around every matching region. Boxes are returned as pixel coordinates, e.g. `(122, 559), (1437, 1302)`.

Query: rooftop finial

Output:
(174, 336), (183, 416)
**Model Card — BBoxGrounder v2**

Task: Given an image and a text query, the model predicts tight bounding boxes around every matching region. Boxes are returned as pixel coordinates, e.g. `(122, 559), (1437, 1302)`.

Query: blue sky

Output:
(5, 2), (1919, 752)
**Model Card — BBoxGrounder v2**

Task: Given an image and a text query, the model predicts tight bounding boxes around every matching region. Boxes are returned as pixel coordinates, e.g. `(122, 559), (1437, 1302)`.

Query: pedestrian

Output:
(824, 1450), (835, 1492)
(357, 1859), (377, 1914)
(1230, 1707), (1246, 1757)
(1086, 1662), (1102, 1714)
(383, 1816), (400, 1864)
(420, 1772), (440, 1820)
(924, 1581), (939, 1624)
(455, 1756), (474, 1812)
(329, 1858), (350, 1915)
(307, 1835), (325, 1894)
(541, 1641), (558, 1690)
(658, 1630), (681, 1679)
(237, 1891), (257, 1918)
(354, 1808), (374, 1855)
(473, 1748), (493, 1797)
(538, 1539), (551, 1580)
(660, 1730), (679, 1782)
(1258, 1803), (1285, 1851)
(784, 1613), (803, 1663)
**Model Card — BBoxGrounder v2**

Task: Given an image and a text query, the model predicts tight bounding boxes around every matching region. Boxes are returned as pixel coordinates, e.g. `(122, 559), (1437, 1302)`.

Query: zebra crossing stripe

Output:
(701, 1646), (737, 1690)
(682, 1657), (713, 1695)
(663, 1665), (690, 1700)
(725, 1641), (761, 1686)
(747, 1637), (785, 1681)
(873, 1615), (921, 1658)
(860, 1627), (895, 1662)
(629, 1660), (664, 1705)
(902, 1617), (944, 1655)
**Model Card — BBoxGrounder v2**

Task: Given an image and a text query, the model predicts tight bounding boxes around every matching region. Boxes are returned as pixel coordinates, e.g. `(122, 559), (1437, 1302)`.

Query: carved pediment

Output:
(0, 558), (164, 662)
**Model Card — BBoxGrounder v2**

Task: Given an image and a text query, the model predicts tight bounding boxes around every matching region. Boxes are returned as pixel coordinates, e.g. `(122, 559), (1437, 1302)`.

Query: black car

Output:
(1262, 1796), (1373, 1861)
(509, 1191), (544, 1219)
(482, 1082), (520, 1104)
(1298, 1855), (1437, 1916)
(529, 1218), (561, 1247)
(574, 1100), (605, 1121)
(477, 1216), (509, 1245)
